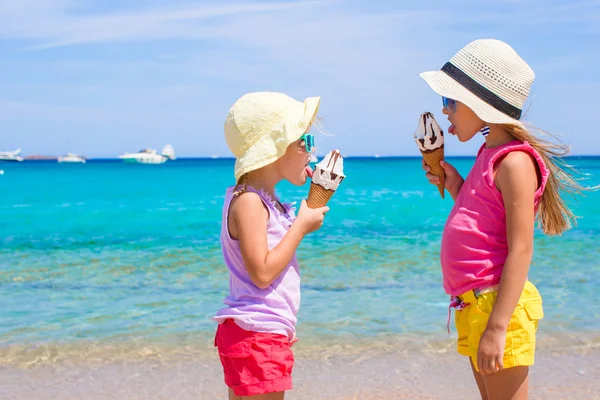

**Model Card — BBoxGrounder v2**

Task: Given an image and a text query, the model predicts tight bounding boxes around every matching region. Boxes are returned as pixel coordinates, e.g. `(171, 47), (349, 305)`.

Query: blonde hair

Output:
(501, 123), (588, 235)
(233, 173), (250, 197)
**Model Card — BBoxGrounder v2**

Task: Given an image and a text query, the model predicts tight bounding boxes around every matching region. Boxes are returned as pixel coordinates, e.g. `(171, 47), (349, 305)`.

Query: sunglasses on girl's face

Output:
(298, 133), (315, 153)
(442, 97), (457, 113)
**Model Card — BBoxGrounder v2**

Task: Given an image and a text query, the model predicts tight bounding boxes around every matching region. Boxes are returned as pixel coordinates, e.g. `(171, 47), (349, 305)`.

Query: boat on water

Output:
(119, 145), (175, 164)
(162, 144), (176, 160)
(58, 153), (86, 163)
(0, 149), (24, 162)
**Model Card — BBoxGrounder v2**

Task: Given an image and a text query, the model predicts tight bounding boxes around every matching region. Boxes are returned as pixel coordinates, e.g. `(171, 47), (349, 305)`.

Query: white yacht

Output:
(162, 144), (176, 160)
(0, 149), (24, 162)
(58, 153), (86, 163)
(119, 145), (175, 164)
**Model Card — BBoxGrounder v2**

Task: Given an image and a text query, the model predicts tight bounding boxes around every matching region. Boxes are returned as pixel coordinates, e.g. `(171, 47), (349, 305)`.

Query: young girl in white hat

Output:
(213, 92), (329, 399)
(420, 39), (583, 399)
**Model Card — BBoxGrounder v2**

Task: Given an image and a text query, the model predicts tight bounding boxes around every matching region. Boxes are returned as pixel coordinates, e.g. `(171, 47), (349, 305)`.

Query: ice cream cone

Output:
(414, 112), (445, 199)
(307, 182), (335, 208)
(421, 147), (445, 198)
(307, 149), (345, 208)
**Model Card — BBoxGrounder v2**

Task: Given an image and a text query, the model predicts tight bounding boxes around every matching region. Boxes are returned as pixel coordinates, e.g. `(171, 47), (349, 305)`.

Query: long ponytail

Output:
(501, 124), (586, 235)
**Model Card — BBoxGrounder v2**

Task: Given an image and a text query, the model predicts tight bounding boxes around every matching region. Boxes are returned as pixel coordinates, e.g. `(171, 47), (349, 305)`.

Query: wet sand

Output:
(1, 337), (598, 400)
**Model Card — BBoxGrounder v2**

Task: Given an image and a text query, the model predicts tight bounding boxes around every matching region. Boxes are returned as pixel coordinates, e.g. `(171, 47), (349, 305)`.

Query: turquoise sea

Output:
(1, 157), (599, 365)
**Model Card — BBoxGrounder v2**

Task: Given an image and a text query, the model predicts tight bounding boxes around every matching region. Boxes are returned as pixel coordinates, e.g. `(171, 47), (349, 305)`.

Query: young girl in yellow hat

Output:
(213, 92), (329, 399)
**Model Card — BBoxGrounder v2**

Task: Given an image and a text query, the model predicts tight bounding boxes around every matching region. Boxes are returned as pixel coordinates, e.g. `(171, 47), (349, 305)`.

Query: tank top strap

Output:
(484, 141), (550, 195)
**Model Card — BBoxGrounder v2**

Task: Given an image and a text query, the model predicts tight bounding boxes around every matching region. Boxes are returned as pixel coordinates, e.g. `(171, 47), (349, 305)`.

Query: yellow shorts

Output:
(455, 281), (544, 371)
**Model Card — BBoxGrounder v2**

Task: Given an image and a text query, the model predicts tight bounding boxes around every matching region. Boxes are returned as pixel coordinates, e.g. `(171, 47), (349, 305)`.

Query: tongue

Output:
(448, 125), (455, 134)
(305, 166), (313, 178)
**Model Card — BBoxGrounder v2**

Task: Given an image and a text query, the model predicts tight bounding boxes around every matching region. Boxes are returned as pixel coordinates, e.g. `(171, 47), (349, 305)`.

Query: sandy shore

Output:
(1, 338), (598, 400)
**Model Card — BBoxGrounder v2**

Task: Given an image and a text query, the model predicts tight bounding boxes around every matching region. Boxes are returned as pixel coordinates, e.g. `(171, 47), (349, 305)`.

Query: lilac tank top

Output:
(213, 186), (300, 339)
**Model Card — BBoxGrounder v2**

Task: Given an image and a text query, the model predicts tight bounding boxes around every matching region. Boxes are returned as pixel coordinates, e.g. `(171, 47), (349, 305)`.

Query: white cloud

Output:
(0, 1), (330, 48)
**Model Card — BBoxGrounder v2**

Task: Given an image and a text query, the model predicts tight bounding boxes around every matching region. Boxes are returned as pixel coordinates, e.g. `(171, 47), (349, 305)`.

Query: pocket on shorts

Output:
(510, 297), (543, 357)
(517, 297), (543, 341)
(523, 299), (544, 321)
(473, 295), (493, 335)
(515, 284), (543, 343)
(219, 338), (253, 358)
(455, 308), (470, 344)
(271, 342), (293, 362)
(270, 342), (294, 377)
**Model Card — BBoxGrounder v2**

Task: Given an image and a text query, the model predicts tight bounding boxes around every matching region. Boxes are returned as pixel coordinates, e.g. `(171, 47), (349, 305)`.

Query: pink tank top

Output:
(440, 140), (550, 296)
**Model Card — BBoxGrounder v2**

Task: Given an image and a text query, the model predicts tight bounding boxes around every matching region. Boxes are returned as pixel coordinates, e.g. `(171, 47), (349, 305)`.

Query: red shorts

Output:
(214, 319), (294, 396)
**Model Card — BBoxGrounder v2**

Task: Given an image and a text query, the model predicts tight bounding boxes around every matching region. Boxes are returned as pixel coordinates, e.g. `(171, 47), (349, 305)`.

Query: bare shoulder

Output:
(228, 191), (269, 240)
(496, 151), (538, 192)
(229, 191), (268, 220)
(498, 151), (537, 172)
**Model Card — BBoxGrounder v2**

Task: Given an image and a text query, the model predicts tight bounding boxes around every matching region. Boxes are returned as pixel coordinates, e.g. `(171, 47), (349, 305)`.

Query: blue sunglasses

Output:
(442, 97), (457, 113)
(298, 133), (315, 153)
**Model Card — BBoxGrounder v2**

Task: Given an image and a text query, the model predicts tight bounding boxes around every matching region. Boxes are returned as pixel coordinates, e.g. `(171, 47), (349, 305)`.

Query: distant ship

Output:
(58, 153), (86, 163)
(0, 149), (24, 162)
(119, 145), (175, 164)
(162, 144), (176, 160)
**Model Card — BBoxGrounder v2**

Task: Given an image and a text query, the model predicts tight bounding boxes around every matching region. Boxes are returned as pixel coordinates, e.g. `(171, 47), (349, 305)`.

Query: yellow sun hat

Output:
(224, 92), (320, 180)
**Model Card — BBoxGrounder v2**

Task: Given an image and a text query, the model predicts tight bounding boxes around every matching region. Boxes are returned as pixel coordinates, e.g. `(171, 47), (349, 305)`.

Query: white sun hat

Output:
(224, 92), (320, 180)
(420, 39), (535, 126)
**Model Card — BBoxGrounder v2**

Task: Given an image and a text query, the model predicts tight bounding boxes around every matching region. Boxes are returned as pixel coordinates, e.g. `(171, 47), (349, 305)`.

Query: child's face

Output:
(443, 100), (485, 142)
(277, 136), (312, 186)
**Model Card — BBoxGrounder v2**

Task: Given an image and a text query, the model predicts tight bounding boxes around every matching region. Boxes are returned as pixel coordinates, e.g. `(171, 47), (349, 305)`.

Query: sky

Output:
(1, 0), (600, 158)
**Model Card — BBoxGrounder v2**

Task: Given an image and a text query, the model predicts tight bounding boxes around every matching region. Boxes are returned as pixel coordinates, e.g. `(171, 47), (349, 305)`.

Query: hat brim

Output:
(234, 96), (320, 180)
(420, 70), (524, 127)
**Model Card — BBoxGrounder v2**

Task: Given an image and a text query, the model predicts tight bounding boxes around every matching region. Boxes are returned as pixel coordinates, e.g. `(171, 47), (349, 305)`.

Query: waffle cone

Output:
(307, 182), (335, 208)
(421, 147), (445, 199)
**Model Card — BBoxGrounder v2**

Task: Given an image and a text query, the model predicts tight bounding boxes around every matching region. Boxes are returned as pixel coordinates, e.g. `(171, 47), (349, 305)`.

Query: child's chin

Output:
(290, 176), (307, 186)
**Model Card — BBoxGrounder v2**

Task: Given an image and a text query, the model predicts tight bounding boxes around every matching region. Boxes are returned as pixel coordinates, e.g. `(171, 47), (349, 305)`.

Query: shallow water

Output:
(1, 157), (599, 366)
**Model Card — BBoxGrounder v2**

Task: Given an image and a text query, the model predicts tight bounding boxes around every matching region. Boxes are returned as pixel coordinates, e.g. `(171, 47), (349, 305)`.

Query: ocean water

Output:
(1, 157), (599, 365)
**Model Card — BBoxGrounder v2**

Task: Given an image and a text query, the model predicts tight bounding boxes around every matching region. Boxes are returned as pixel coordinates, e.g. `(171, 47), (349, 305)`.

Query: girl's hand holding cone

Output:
(422, 159), (465, 201)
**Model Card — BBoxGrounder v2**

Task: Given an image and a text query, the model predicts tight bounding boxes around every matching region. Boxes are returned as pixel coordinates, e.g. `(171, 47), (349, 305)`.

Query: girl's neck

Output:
(245, 172), (279, 198)
(484, 124), (517, 148)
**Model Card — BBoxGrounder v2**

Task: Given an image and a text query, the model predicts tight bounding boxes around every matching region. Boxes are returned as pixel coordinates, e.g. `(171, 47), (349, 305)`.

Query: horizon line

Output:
(15, 154), (600, 162)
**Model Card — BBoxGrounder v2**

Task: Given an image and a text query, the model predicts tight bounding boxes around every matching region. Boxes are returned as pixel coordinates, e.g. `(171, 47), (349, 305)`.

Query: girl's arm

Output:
(477, 151), (538, 374)
(231, 193), (327, 289)
(443, 160), (465, 201)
